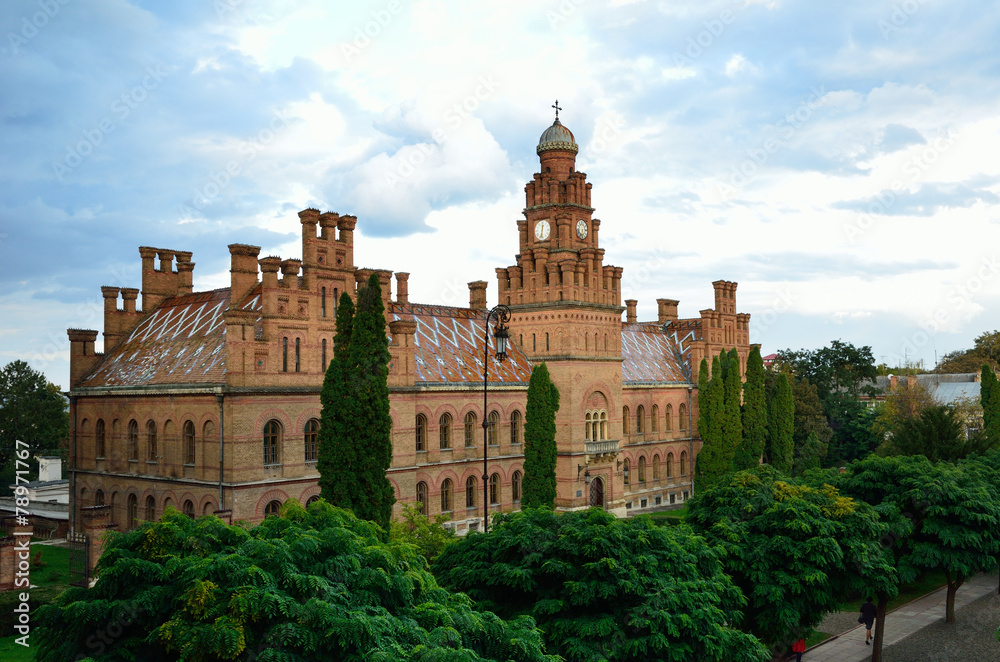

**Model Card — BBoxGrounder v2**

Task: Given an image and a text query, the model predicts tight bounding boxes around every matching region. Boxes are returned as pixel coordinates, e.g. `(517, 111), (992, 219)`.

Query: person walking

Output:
(791, 637), (806, 661)
(860, 598), (877, 645)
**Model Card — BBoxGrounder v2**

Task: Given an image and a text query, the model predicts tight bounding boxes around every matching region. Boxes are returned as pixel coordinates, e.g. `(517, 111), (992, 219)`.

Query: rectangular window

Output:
(282, 337), (288, 372)
(321, 287), (327, 317)
(295, 338), (301, 372)
(322, 338), (327, 370)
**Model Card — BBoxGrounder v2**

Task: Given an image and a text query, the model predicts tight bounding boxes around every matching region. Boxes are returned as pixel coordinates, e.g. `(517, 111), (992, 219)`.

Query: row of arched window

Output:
(84, 489), (214, 530)
(622, 404), (688, 436)
(81, 417), (214, 465)
(414, 411), (522, 452)
(262, 419), (320, 465)
(621, 451), (688, 486)
(413, 471), (523, 516)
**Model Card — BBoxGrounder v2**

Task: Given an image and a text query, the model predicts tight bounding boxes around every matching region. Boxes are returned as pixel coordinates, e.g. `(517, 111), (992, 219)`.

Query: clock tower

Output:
(495, 108), (627, 512)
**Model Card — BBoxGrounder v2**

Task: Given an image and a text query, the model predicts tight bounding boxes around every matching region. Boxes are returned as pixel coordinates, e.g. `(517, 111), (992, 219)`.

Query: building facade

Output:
(65, 116), (751, 534)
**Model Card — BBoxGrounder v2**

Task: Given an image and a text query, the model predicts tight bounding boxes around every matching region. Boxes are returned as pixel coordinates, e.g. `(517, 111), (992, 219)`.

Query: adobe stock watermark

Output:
(547, 0), (585, 29)
(340, 0), (405, 63)
(717, 85), (828, 200)
(179, 109), (294, 216)
(384, 74), (501, 187)
(52, 64), (169, 183)
(888, 254), (1000, 366)
(6, 0), (71, 56)
(749, 287), (797, 343)
(878, 0), (927, 39)
(671, 0), (752, 68)
(588, 114), (626, 157)
(843, 130), (954, 242)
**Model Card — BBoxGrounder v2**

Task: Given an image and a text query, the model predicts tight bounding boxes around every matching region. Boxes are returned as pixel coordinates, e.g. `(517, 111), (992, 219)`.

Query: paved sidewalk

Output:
(804, 572), (998, 662)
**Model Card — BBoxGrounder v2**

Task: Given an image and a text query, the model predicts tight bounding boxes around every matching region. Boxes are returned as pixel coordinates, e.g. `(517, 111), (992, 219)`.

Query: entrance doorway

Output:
(589, 476), (605, 509)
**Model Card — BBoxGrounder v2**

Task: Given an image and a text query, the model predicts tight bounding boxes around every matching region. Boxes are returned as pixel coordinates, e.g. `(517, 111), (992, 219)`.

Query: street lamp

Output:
(482, 304), (511, 533)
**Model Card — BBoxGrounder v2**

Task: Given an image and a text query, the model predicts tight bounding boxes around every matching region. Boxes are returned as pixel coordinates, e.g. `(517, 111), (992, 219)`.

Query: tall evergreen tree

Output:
(695, 357), (729, 491)
(317, 293), (355, 509)
(721, 350), (743, 467)
(347, 274), (395, 531)
(522, 363), (560, 509)
(767, 374), (795, 473)
(982, 364), (1000, 446)
(735, 346), (767, 470)
(697, 358), (710, 439)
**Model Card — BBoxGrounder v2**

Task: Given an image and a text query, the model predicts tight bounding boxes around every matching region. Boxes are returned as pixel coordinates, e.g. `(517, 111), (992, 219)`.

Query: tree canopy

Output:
(35, 500), (554, 661)
(935, 331), (1000, 373)
(434, 508), (769, 662)
(0, 360), (68, 494)
(522, 362), (560, 509)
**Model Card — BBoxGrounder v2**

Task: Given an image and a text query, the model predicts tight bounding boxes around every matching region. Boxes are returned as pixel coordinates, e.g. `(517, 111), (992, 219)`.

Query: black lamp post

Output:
(481, 304), (511, 533)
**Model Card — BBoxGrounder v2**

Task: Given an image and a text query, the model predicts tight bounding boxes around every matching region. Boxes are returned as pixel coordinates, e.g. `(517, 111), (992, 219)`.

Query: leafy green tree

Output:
(0, 361), (68, 495)
(695, 356), (729, 491)
(697, 357), (710, 438)
(936, 331), (1000, 373)
(347, 274), (395, 531)
(735, 346), (766, 470)
(522, 362), (560, 509)
(793, 431), (825, 474)
(982, 364), (1000, 446)
(317, 292), (355, 509)
(826, 400), (880, 464)
(434, 508), (769, 662)
(389, 502), (457, 563)
(722, 349), (743, 465)
(686, 467), (897, 658)
(35, 500), (554, 661)
(883, 404), (994, 462)
(791, 377), (831, 469)
(766, 373), (794, 473)
(838, 455), (1000, 625)
(776, 340), (878, 403)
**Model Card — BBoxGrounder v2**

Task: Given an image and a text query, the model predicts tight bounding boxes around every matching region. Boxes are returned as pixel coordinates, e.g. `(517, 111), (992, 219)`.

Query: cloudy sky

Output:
(3, 0), (1000, 389)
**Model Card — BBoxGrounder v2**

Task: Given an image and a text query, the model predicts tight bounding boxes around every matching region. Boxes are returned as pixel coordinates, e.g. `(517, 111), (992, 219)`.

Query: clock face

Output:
(576, 219), (588, 239)
(534, 220), (551, 241)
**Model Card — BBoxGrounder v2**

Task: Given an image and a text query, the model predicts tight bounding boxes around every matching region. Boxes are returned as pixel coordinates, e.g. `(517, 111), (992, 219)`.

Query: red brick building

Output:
(65, 115), (751, 534)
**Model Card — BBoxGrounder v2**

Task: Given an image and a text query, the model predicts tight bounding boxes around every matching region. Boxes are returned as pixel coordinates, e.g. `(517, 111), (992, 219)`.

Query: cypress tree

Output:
(317, 293), (355, 508)
(522, 362), (560, 509)
(346, 274), (395, 531)
(735, 346), (767, 470)
(697, 358), (710, 438)
(695, 356), (729, 491)
(981, 364), (1000, 446)
(767, 373), (795, 474)
(721, 350), (742, 468)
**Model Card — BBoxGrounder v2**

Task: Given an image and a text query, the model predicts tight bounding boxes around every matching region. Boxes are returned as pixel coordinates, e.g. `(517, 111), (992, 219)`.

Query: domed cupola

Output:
(536, 118), (579, 155)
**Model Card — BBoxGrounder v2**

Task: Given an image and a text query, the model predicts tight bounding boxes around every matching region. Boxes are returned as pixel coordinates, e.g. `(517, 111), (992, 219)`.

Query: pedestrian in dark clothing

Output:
(792, 637), (806, 661)
(860, 598), (877, 645)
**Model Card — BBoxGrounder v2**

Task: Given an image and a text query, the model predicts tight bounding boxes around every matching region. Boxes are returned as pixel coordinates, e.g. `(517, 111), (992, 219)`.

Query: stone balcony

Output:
(584, 439), (619, 458)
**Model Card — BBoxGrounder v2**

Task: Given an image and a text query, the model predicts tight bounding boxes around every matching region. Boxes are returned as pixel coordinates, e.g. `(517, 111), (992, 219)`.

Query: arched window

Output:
(94, 489), (105, 507)
(128, 420), (139, 460)
(464, 412), (476, 447)
(623, 459), (631, 485)
(680, 450), (688, 476)
(679, 404), (688, 431)
(127, 494), (138, 529)
(489, 472), (500, 505)
(145, 495), (156, 521)
(415, 414), (428, 452)
(263, 420), (281, 465)
(146, 420), (157, 461)
(440, 478), (453, 513)
(416, 481), (428, 515)
(653, 455), (660, 481)
(510, 411), (522, 444)
(651, 405), (659, 433)
(636, 406), (645, 434)
(264, 500), (282, 517)
(487, 411), (500, 446)
(512, 470), (522, 502)
(282, 337), (288, 372)
(638, 456), (647, 482)
(304, 419), (319, 462)
(203, 502), (215, 516)
(295, 337), (301, 372)
(95, 419), (106, 458)
(600, 411), (608, 440)
(664, 404), (673, 431)
(321, 286), (327, 317)
(183, 500), (195, 518)
(466, 476), (477, 508)
(622, 407), (630, 435)
(322, 338), (327, 369)
(306, 495), (320, 506)
(585, 412), (593, 440)
(183, 420), (196, 464)
(667, 452), (675, 478)
(439, 413), (452, 449)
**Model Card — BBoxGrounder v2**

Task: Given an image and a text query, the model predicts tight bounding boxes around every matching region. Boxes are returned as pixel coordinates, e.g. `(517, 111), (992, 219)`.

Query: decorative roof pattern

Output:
(79, 289), (243, 387)
(621, 323), (694, 384)
(389, 303), (533, 385)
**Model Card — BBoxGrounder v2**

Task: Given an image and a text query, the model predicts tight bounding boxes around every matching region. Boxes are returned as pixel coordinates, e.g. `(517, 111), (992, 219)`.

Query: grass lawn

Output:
(805, 629), (833, 647)
(0, 634), (34, 661)
(840, 569), (948, 613)
(28, 544), (75, 588)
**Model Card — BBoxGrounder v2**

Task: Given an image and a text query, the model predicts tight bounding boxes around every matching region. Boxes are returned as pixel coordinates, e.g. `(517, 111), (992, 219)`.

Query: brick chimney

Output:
(625, 299), (637, 324)
(468, 281), (488, 311)
(656, 298), (679, 324)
